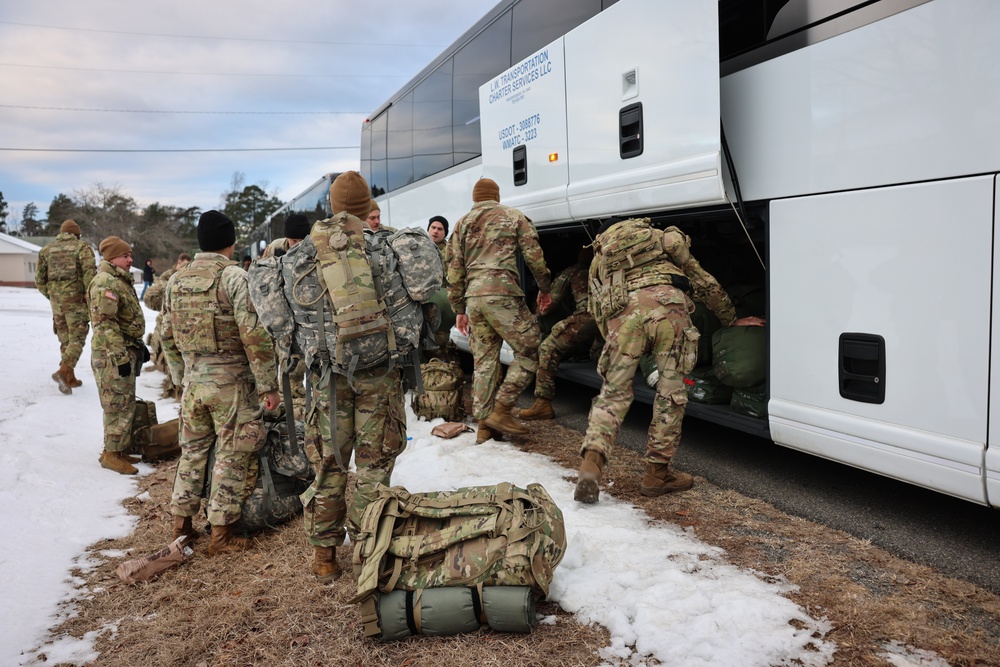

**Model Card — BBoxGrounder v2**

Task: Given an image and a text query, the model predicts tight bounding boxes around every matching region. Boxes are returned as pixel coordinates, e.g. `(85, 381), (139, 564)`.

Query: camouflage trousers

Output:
(171, 379), (267, 526)
(51, 296), (90, 368)
(302, 364), (406, 547)
(535, 312), (599, 400)
(467, 295), (541, 420)
(581, 285), (699, 465)
(91, 350), (137, 453)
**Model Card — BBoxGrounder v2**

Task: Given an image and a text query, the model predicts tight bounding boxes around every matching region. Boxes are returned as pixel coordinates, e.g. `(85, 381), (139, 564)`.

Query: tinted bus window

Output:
(414, 59), (455, 181)
(387, 91), (414, 190)
(453, 10), (512, 164)
(511, 0), (600, 62)
(360, 124), (372, 189)
(370, 112), (388, 197)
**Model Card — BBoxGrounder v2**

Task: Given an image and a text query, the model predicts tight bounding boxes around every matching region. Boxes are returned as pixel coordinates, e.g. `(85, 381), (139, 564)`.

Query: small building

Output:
(0, 232), (42, 287)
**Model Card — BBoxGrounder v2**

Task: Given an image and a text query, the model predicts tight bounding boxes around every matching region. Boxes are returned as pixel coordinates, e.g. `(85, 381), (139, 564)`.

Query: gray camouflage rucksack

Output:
(249, 215), (443, 383)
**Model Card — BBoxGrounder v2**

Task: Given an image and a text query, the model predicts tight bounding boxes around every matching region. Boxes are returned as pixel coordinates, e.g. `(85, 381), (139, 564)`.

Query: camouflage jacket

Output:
(435, 239), (448, 265)
(592, 226), (737, 327)
(446, 201), (551, 315)
(36, 233), (96, 303)
(161, 252), (278, 391)
(142, 266), (178, 311)
(549, 263), (590, 315)
(88, 261), (146, 366)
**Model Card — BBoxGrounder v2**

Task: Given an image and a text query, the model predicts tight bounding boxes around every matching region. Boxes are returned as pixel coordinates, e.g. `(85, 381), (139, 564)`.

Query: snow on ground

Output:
(0, 285), (855, 666)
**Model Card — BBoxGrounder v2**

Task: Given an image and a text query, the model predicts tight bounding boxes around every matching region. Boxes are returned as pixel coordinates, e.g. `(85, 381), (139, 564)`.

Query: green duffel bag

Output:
(712, 326), (766, 388)
(690, 301), (721, 367)
(426, 287), (456, 333)
(730, 384), (767, 419)
(375, 585), (536, 641)
(685, 366), (733, 405)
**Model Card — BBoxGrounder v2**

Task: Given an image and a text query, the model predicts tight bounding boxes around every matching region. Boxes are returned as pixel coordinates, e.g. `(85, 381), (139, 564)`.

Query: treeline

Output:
(0, 172), (284, 267)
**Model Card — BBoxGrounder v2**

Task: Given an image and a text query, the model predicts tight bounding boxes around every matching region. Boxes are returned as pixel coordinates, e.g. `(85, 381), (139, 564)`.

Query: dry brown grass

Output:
(31, 416), (1000, 667)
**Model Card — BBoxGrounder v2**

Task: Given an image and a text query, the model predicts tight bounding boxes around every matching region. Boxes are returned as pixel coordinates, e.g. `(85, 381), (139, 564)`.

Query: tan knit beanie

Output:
(472, 178), (500, 203)
(60, 219), (81, 235)
(99, 236), (132, 261)
(329, 171), (372, 218)
(369, 200), (380, 213)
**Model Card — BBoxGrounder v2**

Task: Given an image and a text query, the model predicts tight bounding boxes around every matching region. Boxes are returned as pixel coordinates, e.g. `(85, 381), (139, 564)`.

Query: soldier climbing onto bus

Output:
(519, 246), (599, 422)
(576, 217), (764, 504)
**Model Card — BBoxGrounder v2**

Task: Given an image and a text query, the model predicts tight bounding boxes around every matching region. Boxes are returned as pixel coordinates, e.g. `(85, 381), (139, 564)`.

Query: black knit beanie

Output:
(197, 210), (237, 251)
(284, 213), (311, 240)
(428, 215), (449, 236)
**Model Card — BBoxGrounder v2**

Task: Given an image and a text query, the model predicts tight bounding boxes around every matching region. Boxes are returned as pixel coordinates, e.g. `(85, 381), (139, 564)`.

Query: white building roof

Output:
(0, 232), (41, 255)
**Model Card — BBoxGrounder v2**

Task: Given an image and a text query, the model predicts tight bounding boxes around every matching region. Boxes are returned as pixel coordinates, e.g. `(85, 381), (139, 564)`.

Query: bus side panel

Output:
(562, 0), (724, 220)
(722, 0), (1000, 203)
(987, 176), (1000, 507)
(768, 177), (992, 504)
(380, 158), (484, 231)
(479, 39), (570, 224)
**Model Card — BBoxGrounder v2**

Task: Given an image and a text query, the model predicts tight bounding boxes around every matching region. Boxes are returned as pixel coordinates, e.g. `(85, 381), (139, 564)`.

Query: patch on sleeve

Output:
(104, 290), (118, 301)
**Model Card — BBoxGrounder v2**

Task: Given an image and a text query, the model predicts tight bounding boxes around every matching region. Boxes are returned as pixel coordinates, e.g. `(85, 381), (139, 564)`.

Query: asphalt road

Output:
(529, 377), (1000, 595)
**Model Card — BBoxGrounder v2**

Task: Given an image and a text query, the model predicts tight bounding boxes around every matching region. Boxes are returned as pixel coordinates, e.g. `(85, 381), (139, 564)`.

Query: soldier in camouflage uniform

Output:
(88, 237), (146, 475)
(36, 219), (97, 394)
(519, 247), (599, 422)
(259, 213), (312, 420)
(144, 252), (190, 398)
(428, 215), (449, 265)
(161, 211), (280, 556)
(575, 219), (764, 504)
(448, 178), (552, 443)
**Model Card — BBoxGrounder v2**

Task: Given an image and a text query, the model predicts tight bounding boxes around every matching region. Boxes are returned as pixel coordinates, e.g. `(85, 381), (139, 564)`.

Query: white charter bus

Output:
(359, 0), (1000, 508)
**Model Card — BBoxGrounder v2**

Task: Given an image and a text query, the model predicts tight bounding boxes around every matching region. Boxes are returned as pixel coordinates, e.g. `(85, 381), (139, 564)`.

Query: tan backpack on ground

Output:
(411, 357), (465, 422)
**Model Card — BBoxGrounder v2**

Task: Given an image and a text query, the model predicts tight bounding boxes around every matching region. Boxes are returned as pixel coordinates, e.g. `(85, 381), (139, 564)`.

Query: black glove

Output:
(141, 344), (151, 364)
(117, 362), (132, 378)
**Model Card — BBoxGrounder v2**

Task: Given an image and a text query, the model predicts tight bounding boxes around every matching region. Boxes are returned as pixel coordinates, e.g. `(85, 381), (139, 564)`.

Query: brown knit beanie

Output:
(472, 178), (500, 203)
(99, 236), (132, 261)
(369, 200), (380, 213)
(329, 171), (372, 218)
(60, 219), (81, 235)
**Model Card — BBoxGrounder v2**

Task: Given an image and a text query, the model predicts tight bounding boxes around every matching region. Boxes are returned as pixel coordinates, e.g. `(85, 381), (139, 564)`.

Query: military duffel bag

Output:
(352, 482), (566, 640)
(712, 325), (767, 388)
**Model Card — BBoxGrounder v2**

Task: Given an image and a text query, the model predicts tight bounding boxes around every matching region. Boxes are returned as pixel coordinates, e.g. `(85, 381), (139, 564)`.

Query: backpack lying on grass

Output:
(351, 482), (567, 640)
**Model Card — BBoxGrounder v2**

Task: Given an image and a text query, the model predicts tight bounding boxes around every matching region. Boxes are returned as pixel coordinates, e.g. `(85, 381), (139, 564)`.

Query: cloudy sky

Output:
(0, 0), (499, 227)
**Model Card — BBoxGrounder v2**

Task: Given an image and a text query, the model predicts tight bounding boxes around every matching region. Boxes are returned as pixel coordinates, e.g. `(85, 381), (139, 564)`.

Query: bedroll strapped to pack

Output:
(410, 357), (465, 422)
(204, 418), (314, 535)
(374, 585), (536, 641)
(352, 482), (567, 640)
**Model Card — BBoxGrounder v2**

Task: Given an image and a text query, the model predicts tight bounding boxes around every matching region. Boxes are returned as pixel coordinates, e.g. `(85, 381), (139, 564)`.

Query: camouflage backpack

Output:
(589, 217), (663, 332)
(410, 357), (465, 422)
(248, 214), (443, 386)
(205, 419), (314, 534)
(351, 482), (567, 639)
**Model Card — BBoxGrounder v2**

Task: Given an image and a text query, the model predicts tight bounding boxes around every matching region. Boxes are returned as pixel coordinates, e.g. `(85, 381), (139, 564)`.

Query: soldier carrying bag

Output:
(351, 482), (567, 641)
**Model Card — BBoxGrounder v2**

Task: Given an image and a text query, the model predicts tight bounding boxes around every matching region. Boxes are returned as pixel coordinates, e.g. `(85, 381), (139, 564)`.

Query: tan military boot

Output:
(312, 545), (342, 582)
(482, 401), (528, 435)
(172, 515), (200, 546)
(51, 363), (72, 395)
(574, 449), (605, 504)
(100, 450), (137, 475)
(208, 524), (253, 557)
(518, 397), (555, 421)
(475, 420), (494, 444)
(640, 463), (694, 496)
(65, 366), (83, 388)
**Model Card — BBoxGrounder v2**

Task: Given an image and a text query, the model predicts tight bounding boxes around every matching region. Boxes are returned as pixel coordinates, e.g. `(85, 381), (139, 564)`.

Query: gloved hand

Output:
(117, 362), (132, 377)
(141, 344), (151, 364)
